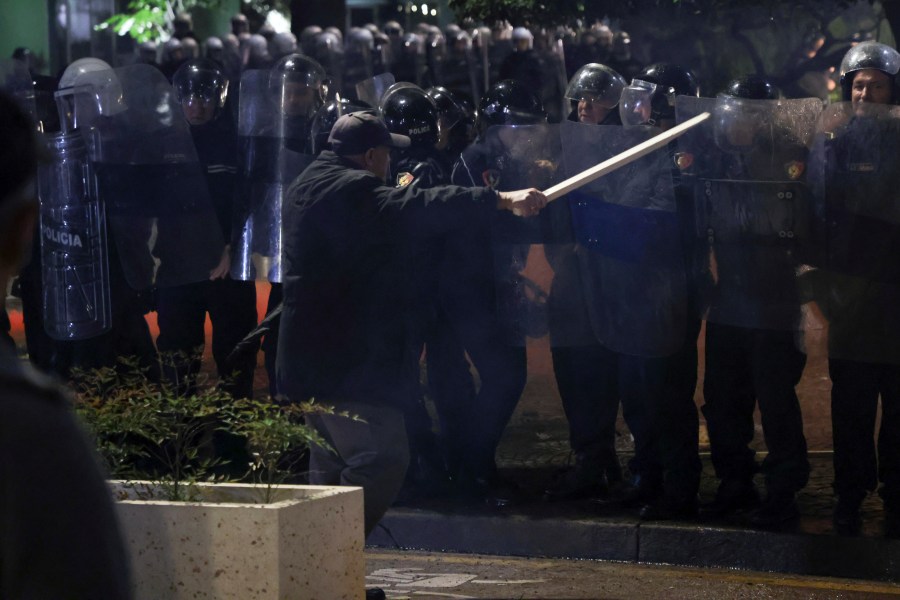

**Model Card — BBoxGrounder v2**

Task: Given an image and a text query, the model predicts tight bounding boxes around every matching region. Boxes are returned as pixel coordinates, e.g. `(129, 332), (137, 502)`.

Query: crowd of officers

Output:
(3, 14), (900, 542)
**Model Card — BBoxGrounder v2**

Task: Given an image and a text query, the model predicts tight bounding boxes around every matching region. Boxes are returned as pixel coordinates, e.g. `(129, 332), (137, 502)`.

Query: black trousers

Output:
(830, 358), (900, 509)
(657, 317), (703, 499)
(702, 322), (809, 494)
(551, 343), (679, 486)
(156, 278), (258, 398)
(434, 300), (527, 481)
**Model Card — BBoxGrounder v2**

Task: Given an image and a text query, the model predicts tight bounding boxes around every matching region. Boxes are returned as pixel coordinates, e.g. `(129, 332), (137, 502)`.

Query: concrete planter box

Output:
(112, 482), (364, 600)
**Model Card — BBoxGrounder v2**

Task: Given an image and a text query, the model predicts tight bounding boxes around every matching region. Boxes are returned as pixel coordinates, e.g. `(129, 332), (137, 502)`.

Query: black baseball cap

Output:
(328, 111), (410, 155)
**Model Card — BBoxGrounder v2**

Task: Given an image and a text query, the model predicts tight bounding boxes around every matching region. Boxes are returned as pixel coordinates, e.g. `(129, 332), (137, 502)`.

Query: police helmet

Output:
(714, 75), (780, 152)
(722, 74), (781, 100)
(380, 82), (439, 148)
(384, 21), (404, 37)
(269, 53), (328, 116)
(839, 41), (900, 102)
(478, 79), (546, 132)
(270, 32), (298, 60)
(172, 59), (229, 114)
(619, 63), (698, 127)
(426, 86), (468, 129)
(347, 27), (375, 52)
(565, 63), (625, 108)
(57, 58), (128, 132)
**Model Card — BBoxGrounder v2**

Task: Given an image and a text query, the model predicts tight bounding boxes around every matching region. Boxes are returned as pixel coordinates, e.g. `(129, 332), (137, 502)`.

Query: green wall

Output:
(0, 0), (50, 73)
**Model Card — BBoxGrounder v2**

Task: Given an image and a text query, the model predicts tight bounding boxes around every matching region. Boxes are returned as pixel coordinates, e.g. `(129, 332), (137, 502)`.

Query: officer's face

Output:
(181, 95), (216, 125)
(851, 69), (892, 114)
(281, 81), (317, 117)
(577, 96), (611, 124)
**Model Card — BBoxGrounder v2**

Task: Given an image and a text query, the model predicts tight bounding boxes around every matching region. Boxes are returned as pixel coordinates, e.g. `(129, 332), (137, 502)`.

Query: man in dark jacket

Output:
(276, 111), (546, 536)
(0, 90), (133, 599)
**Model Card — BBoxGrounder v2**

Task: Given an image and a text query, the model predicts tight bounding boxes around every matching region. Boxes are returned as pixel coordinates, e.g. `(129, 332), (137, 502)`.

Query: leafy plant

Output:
(71, 354), (345, 503)
(95, 0), (290, 43)
(224, 399), (345, 503)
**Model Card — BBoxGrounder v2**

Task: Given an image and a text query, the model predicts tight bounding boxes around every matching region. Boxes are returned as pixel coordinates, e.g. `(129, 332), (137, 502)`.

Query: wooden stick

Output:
(544, 112), (711, 202)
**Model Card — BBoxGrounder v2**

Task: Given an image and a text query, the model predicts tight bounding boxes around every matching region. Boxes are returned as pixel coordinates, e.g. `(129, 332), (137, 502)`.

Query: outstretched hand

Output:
(498, 188), (548, 217)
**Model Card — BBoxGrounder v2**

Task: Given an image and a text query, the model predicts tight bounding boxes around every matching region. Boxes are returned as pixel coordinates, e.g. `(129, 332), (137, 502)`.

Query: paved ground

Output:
(365, 549), (900, 599)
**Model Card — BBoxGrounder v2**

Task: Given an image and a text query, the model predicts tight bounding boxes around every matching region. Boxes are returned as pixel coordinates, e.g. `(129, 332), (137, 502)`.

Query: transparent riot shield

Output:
(38, 131), (112, 340)
(233, 69), (317, 282)
(806, 101), (900, 364)
(559, 120), (686, 357)
(478, 123), (565, 345)
(356, 72), (395, 108)
(675, 95), (822, 332)
(78, 64), (225, 290)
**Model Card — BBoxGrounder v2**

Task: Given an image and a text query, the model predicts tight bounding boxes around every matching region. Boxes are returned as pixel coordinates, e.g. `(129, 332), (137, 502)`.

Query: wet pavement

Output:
(368, 323), (900, 582)
(7, 292), (896, 580)
(365, 549), (900, 599)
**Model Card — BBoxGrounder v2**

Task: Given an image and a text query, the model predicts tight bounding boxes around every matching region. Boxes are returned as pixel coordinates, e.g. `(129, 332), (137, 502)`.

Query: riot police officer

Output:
(543, 65), (627, 503)
(449, 80), (547, 505)
(809, 42), (900, 536)
(234, 53), (328, 397)
(426, 86), (475, 176)
(681, 76), (813, 527)
(617, 63), (703, 520)
(565, 62), (625, 125)
(380, 84), (461, 499)
(155, 59), (258, 399)
(42, 58), (158, 377)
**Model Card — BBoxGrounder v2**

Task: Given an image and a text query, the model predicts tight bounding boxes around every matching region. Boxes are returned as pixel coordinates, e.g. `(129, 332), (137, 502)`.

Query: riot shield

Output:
(76, 64), (225, 290)
(478, 123), (566, 345)
(343, 38), (375, 101)
(233, 69), (316, 282)
(560, 120), (686, 357)
(356, 72), (395, 108)
(806, 101), (900, 364)
(675, 95), (821, 331)
(38, 131), (112, 340)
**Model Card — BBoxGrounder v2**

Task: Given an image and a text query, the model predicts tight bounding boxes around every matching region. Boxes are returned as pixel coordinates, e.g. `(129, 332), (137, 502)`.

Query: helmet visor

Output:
(619, 80), (656, 127)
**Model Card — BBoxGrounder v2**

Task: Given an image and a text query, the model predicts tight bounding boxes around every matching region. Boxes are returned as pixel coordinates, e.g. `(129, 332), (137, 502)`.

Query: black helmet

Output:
(478, 79), (546, 132)
(380, 83), (439, 148)
(721, 74), (781, 100)
(619, 63), (699, 127)
(269, 53), (328, 117)
(564, 63), (625, 108)
(172, 59), (229, 113)
(839, 41), (900, 101)
(714, 75), (781, 152)
(425, 86), (467, 129)
(310, 99), (371, 155)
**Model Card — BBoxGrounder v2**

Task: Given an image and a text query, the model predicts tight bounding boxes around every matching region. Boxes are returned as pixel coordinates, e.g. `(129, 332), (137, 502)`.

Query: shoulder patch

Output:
(482, 169), (501, 189)
(396, 172), (415, 188)
(674, 152), (694, 170)
(785, 160), (805, 180)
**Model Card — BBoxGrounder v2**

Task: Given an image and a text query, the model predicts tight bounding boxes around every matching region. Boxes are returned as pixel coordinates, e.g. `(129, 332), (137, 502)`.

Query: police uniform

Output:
(449, 136), (531, 492)
(156, 109), (258, 398)
(814, 115), (900, 517)
(685, 132), (811, 511)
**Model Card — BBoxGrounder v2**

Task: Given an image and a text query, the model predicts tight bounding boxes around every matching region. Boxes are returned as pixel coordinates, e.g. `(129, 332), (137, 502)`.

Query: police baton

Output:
(543, 111), (711, 202)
